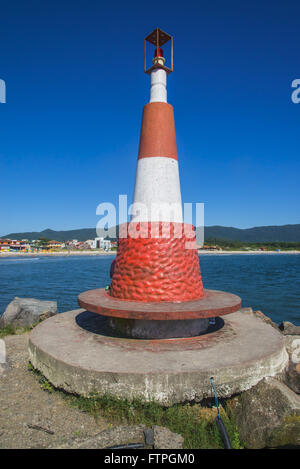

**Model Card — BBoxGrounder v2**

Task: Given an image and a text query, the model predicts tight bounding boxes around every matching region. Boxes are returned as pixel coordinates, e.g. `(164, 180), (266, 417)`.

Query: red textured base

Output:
(78, 288), (242, 320)
(110, 222), (204, 302)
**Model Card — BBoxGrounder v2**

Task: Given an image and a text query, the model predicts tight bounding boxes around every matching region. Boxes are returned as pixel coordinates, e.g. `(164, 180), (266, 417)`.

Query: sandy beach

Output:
(198, 250), (300, 255)
(0, 251), (116, 258)
(0, 249), (299, 258)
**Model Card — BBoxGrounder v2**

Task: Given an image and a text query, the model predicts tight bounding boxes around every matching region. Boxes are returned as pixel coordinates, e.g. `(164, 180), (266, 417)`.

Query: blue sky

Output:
(0, 0), (299, 235)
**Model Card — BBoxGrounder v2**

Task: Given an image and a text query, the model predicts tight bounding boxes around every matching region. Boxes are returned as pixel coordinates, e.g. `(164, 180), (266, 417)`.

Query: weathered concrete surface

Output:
(229, 378), (300, 448)
(0, 297), (57, 328)
(28, 309), (288, 405)
(240, 307), (281, 331)
(250, 310), (280, 331)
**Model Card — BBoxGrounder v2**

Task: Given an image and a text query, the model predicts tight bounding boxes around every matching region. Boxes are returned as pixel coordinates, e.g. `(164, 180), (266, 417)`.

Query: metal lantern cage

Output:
(144, 27), (173, 74)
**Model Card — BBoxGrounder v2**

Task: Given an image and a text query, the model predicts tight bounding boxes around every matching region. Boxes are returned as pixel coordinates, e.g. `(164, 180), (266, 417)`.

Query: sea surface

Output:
(0, 254), (299, 325)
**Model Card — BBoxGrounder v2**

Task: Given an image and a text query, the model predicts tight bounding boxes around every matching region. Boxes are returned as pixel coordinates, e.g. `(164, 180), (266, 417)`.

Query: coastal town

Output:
(0, 237), (260, 255)
(0, 237), (116, 253)
(1, 236), (300, 255)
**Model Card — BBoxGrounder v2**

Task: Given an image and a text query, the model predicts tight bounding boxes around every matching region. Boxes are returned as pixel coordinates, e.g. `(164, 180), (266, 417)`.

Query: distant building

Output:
(65, 239), (80, 249)
(0, 239), (31, 252)
(47, 240), (63, 249)
(90, 237), (111, 250)
(0, 239), (11, 251)
(83, 239), (94, 249)
(199, 244), (221, 251)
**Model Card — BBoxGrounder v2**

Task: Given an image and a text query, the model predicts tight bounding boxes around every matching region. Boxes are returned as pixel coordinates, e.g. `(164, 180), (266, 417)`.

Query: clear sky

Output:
(0, 0), (299, 235)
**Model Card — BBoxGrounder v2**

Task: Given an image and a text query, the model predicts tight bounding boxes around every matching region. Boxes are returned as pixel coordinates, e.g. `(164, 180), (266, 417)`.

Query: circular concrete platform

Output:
(77, 288), (242, 320)
(28, 309), (288, 405)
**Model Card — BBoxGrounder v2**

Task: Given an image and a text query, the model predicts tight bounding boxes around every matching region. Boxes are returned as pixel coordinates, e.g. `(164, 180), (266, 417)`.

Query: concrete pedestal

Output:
(28, 309), (288, 405)
(107, 317), (210, 339)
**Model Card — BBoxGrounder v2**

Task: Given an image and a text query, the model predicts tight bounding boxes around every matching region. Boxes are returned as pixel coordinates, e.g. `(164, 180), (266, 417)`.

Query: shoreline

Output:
(0, 251), (116, 258)
(198, 250), (300, 255)
(0, 250), (300, 258)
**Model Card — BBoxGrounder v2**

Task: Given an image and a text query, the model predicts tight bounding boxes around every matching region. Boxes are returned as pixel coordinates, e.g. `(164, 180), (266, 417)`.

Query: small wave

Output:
(0, 257), (40, 262)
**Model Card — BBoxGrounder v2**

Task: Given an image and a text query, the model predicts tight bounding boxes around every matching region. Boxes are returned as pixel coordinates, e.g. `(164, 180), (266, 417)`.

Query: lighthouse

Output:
(78, 28), (241, 337)
(110, 28), (204, 304)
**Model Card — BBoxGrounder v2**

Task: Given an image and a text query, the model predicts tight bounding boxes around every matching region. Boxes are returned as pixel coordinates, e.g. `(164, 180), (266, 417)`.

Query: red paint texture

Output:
(138, 102), (177, 160)
(110, 222), (204, 302)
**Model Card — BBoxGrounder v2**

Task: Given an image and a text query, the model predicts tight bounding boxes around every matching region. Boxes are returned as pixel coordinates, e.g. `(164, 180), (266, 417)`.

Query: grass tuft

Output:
(28, 362), (54, 393)
(0, 324), (17, 338)
(0, 322), (40, 338)
(68, 393), (244, 449)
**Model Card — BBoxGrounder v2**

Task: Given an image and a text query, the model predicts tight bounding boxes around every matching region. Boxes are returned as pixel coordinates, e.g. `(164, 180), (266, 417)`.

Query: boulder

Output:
(152, 425), (184, 449)
(283, 336), (300, 394)
(284, 335), (300, 359)
(267, 415), (300, 448)
(284, 362), (300, 394)
(0, 297), (57, 328)
(279, 321), (300, 336)
(229, 377), (300, 448)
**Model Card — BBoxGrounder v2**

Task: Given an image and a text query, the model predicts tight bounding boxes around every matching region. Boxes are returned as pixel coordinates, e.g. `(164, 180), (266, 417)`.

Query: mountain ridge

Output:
(2, 224), (300, 243)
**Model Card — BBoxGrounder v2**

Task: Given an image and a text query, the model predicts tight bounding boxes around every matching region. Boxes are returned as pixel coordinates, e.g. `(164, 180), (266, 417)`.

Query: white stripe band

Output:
(131, 156), (183, 222)
(150, 69), (167, 103)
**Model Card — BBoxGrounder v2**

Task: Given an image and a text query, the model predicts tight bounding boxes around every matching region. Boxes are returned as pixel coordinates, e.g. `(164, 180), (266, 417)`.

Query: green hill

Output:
(200, 224), (300, 243)
(2, 224), (300, 243)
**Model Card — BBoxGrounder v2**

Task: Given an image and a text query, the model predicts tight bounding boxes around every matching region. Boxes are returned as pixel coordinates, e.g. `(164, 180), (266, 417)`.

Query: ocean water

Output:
(0, 254), (299, 325)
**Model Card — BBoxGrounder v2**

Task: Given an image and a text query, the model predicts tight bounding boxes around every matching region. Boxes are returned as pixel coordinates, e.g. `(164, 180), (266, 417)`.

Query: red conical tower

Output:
(110, 101), (204, 302)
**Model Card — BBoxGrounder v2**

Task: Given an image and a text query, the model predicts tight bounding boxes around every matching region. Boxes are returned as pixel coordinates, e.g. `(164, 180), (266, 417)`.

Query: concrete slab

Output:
(28, 309), (289, 405)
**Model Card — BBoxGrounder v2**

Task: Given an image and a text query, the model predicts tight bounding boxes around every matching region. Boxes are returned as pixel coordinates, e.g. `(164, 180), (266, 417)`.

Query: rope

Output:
(210, 377), (232, 449)
(209, 377), (220, 418)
